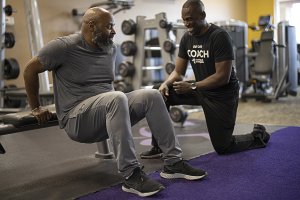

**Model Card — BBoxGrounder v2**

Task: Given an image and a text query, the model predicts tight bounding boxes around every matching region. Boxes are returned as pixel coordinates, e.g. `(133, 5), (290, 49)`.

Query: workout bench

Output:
(0, 104), (114, 159)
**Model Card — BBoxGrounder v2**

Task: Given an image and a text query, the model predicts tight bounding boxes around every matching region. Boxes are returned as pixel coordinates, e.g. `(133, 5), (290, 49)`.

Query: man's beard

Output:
(92, 30), (113, 53)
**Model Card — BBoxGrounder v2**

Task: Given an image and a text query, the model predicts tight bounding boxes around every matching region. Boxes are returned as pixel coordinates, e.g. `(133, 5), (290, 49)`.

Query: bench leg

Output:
(95, 139), (113, 159)
(0, 142), (5, 154)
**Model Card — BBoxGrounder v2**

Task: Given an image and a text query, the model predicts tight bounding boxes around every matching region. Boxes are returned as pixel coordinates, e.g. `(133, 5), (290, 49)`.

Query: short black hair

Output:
(182, 0), (205, 12)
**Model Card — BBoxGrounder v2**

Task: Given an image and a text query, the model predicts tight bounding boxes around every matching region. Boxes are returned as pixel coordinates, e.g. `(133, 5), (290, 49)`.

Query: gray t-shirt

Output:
(38, 33), (117, 128)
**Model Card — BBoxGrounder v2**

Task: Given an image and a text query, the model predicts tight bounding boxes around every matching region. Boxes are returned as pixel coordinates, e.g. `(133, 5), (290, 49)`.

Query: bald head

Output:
(82, 7), (110, 25)
(80, 7), (115, 50)
(182, 0), (205, 12)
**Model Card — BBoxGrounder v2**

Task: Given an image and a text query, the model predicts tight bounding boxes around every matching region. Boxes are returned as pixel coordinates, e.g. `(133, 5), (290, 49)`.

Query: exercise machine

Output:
(242, 17), (298, 102)
(72, 0), (134, 16)
(214, 19), (248, 95)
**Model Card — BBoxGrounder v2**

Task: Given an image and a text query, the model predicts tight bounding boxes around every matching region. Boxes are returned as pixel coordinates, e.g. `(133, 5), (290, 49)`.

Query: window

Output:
(279, 1), (300, 43)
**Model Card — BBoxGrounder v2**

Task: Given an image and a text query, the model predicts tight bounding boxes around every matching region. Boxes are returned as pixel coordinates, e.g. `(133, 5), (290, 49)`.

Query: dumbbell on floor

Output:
(169, 105), (202, 125)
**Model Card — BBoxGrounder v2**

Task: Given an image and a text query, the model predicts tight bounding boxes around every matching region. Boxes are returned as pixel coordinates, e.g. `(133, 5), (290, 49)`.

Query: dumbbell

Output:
(71, 8), (84, 16)
(169, 106), (188, 124)
(3, 84), (23, 108)
(4, 32), (15, 48)
(4, 5), (14, 16)
(121, 41), (137, 56)
(163, 39), (176, 53)
(169, 105), (202, 125)
(4, 58), (20, 79)
(159, 19), (173, 31)
(121, 19), (136, 35)
(114, 81), (133, 93)
(165, 62), (175, 75)
(118, 61), (135, 77)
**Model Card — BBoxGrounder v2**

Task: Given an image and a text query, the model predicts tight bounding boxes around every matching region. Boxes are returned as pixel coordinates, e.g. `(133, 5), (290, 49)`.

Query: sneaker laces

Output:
(129, 166), (148, 182)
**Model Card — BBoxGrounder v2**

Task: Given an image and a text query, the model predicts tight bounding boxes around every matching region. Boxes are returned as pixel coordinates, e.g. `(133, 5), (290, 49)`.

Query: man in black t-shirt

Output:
(141, 0), (270, 158)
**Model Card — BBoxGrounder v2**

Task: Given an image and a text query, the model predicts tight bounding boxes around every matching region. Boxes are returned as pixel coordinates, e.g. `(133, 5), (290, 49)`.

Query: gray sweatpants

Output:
(64, 89), (182, 177)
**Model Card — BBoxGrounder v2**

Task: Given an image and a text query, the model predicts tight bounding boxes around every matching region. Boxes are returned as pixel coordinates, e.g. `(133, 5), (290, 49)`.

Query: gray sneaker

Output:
(160, 160), (207, 180)
(122, 167), (165, 197)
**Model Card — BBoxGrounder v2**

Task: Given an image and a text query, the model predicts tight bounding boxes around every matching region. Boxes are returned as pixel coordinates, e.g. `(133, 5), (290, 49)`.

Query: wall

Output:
(246, 0), (276, 47)
(5, 0), (247, 87)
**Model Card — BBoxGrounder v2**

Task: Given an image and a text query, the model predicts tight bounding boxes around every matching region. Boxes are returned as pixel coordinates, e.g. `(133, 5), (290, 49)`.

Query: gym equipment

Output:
(3, 85), (25, 108)
(159, 19), (172, 31)
(72, 0), (134, 16)
(170, 105), (202, 126)
(165, 62), (175, 75)
(121, 19), (136, 35)
(0, 104), (114, 159)
(121, 13), (175, 90)
(24, 0), (50, 93)
(120, 40), (137, 56)
(163, 39), (176, 53)
(4, 58), (19, 79)
(1, 0), (20, 112)
(118, 61), (135, 77)
(113, 81), (133, 92)
(242, 21), (298, 101)
(170, 106), (188, 124)
(214, 20), (248, 92)
(4, 4), (13, 16)
(280, 23), (298, 96)
(4, 32), (15, 48)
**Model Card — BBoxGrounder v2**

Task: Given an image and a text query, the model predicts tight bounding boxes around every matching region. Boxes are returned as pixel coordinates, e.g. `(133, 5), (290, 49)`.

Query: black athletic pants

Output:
(151, 83), (261, 154)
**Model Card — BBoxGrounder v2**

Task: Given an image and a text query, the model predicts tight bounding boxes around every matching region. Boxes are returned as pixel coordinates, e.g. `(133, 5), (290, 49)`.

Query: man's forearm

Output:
(24, 70), (40, 110)
(164, 71), (183, 86)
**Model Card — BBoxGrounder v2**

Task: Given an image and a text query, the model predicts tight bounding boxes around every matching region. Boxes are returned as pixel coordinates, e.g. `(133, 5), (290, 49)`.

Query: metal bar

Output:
(95, 140), (114, 159)
(0, 0), (6, 107)
(24, 0), (50, 93)
(142, 66), (163, 70)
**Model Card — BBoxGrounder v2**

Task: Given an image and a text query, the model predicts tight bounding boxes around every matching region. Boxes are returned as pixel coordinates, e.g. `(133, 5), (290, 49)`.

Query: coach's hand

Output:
(173, 81), (193, 94)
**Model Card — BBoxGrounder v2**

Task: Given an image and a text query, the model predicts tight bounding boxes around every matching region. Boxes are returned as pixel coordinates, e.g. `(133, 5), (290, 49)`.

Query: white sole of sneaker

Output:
(160, 172), (207, 180)
(122, 185), (163, 197)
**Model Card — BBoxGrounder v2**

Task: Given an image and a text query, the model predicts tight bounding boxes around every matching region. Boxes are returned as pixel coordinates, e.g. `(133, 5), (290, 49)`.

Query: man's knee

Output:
(212, 141), (233, 155)
(214, 147), (229, 155)
(109, 91), (128, 106)
(141, 89), (162, 100)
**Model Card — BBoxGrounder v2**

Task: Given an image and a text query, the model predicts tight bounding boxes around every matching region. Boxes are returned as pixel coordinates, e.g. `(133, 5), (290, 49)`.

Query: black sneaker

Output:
(122, 167), (165, 197)
(140, 147), (163, 159)
(253, 124), (270, 144)
(160, 160), (207, 180)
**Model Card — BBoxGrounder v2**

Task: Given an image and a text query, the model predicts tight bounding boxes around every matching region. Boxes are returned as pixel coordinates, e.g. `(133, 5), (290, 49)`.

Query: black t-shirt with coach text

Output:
(178, 24), (239, 97)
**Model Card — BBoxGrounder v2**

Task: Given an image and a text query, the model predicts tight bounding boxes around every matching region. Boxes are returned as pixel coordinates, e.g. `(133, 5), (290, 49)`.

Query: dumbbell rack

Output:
(120, 12), (176, 90)
(132, 13), (174, 89)
(0, 0), (22, 113)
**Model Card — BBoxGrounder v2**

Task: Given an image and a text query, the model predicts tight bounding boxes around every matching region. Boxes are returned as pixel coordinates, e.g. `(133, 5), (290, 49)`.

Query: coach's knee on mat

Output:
(213, 144), (232, 155)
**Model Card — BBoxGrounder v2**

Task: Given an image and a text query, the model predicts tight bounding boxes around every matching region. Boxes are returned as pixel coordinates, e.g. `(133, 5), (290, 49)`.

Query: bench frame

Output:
(0, 112), (114, 158)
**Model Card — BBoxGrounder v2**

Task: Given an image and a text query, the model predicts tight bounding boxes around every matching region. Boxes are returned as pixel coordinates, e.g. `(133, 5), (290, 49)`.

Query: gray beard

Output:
(92, 32), (114, 54)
